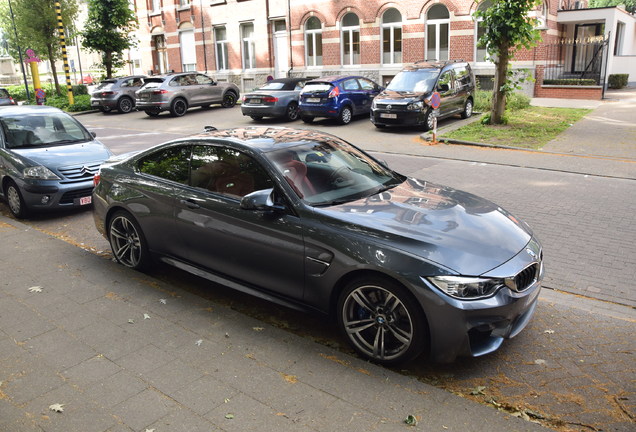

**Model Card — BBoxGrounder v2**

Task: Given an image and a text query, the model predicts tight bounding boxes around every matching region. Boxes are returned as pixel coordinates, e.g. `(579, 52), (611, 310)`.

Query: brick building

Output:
(133, 1), (634, 98)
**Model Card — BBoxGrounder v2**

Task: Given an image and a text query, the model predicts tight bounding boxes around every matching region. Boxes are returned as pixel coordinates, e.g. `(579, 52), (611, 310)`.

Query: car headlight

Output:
(407, 101), (424, 111)
(23, 166), (61, 180)
(371, 99), (377, 109)
(427, 276), (505, 300)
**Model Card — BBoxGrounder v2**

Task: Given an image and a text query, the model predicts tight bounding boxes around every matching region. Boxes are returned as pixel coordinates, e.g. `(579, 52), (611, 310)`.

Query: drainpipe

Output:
(200, 0), (208, 73)
(287, 0), (293, 77)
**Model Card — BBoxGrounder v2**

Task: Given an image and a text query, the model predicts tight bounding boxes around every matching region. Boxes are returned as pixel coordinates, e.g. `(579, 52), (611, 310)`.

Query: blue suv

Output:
(299, 75), (382, 125)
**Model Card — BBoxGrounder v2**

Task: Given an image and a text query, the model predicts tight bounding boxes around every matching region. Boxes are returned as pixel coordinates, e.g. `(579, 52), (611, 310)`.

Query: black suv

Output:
(371, 60), (475, 130)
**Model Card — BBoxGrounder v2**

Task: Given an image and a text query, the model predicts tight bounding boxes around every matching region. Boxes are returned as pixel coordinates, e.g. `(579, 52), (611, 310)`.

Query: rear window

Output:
(0, 89), (10, 98)
(140, 79), (164, 89)
(301, 83), (333, 93)
(95, 80), (117, 90)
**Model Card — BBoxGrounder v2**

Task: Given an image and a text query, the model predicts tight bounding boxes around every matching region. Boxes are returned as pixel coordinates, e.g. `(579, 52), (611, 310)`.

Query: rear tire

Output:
(117, 97), (134, 114)
(284, 102), (300, 121)
(170, 98), (188, 117)
(108, 210), (151, 271)
(338, 106), (353, 125)
(4, 180), (29, 219)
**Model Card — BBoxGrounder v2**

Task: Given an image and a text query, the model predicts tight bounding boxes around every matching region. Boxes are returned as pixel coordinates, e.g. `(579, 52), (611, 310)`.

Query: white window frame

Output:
(305, 17), (323, 67)
(426, 5), (450, 61)
(474, 0), (493, 64)
(151, 0), (161, 14)
(241, 23), (256, 70)
(214, 26), (228, 71)
(341, 13), (360, 66)
(179, 28), (196, 72)
(381, 9), (402, 65)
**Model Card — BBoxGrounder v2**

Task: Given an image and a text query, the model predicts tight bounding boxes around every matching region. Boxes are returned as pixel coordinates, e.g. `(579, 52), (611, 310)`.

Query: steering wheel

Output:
(329, 166), (352, 187)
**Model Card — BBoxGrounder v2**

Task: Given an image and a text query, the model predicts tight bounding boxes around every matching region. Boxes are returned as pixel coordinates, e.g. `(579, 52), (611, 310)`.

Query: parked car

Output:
(93, 126), (543, 364)
(299, 76), (383, 125)
(371, 60), (475, 130)
(0, 88), (16, 106)
(135, 72), (240, 117)
(241, 78), (308, 121)
(91, 75), (147, 113)
(0, 105), (112, 218)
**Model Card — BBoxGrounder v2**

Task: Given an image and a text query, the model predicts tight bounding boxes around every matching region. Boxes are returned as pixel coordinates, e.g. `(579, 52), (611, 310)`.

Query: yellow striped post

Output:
(55, 1), (74, 105)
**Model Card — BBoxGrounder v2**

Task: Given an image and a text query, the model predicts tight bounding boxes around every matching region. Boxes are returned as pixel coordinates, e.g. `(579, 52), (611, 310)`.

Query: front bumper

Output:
(18, 177), (95, 211)
(371, 108), (426, 126)
(90, 98), (117, 109)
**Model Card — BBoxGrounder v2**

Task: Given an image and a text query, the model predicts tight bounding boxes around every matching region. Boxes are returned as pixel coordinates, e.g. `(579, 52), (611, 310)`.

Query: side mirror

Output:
(240, 189), (285, 212)
(90, 131), (97, 138)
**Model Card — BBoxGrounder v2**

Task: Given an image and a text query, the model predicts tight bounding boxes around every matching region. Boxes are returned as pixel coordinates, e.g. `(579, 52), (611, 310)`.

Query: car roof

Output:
(403, 60), (469, 72)
(177, 126), (344, 153)
(268, 78), (307, 84)
(306, 75), (363, 84)
(0, 105), (64, 116)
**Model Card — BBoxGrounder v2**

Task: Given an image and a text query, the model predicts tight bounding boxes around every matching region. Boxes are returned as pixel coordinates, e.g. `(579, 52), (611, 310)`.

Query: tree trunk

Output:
(46, 43), (61, 95)
(490, 42), (510, 125)
(105, 51), (112, 78)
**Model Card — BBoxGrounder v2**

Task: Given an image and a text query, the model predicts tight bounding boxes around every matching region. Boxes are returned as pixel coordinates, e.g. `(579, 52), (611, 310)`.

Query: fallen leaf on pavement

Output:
(252, 327), (264, 331)
(470, 385), (487, 395)
(534, 359), (547, 365)
(143, 313), (151, 320)
(225, 413), (234, 419)
(195, 339), (203, 346)
(48, 403), (64, 413)
(28, 286), (43, 293)
(159, 299), (167, 304)
(404, 414), (418, 426)
(544, 329), (555, 334)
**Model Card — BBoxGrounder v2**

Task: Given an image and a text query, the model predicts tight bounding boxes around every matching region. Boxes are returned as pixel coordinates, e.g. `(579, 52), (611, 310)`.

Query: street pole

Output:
(54, 1), (74, 104)
(8, 0), (30, 100)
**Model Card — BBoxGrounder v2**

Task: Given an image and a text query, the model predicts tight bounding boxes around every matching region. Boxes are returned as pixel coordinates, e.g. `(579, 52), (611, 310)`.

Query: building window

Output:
(305, 17), (323, 67)
(179, 28), (196, 71)
(241, 23), (256, 70)
(426, 4), (450, 61)
(151, 0), (161, 14)
(475, 0), (493, 63)
(382, 8), (402, 65)
(341, 13), (360, 66)
(536, 2), (548, 29)
(178, 0), (190, 8)
(214, 26), (228, 70)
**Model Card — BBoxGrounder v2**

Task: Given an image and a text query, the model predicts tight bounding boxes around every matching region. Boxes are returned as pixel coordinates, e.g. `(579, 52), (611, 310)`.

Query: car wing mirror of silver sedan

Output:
(240, 188), (286, 212)
(90, 131), (97, 138)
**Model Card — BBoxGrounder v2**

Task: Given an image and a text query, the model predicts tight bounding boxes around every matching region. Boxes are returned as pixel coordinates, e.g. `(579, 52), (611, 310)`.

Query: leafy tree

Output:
(475, 0), (542, 125)
(81, 0), (138, 78)
(0, 0), (79, 95)
(589, 0), (636, 14)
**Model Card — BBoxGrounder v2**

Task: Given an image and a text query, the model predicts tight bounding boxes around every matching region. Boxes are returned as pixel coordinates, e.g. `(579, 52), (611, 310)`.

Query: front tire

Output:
(117, 97), (134, 114)
(423, 108), (435, 131)
(170, 98), (188, 117)
(221, 92), (237, 108)
(108, 211), (151, 270)
(338, 106), (353, 125)
(4, 180), (29, 219)
(337, 277), (427, 365)
(461, 99), (473, 119)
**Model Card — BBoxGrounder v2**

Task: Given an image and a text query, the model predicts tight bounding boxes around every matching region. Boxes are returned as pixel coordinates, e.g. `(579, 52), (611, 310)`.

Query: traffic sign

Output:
(430, 92), (441, 109)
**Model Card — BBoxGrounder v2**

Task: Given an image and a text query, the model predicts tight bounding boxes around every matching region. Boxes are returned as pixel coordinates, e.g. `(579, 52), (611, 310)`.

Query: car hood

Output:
(13, 141), (112, 167)
(375, 90), (429, 104)
(315, 178), (532, 275)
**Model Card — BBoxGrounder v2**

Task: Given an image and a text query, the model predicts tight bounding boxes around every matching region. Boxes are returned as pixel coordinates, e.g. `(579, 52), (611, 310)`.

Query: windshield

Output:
(387, 70), (439, 93)
(0, 112), (93, 149)
(267, 137), (404, 206)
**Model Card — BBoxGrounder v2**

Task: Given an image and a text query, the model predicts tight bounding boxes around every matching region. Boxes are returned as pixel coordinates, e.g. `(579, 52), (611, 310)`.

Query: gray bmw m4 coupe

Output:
(93, 127), (543, 364)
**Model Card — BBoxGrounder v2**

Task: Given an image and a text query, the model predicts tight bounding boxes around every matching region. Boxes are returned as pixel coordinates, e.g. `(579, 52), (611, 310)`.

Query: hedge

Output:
(608, 74), (629, 89)
(542, 79), (597, 86)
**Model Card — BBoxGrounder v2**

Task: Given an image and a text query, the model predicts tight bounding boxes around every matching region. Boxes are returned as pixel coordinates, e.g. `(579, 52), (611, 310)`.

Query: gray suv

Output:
(91, 75), (146, 114)
(371, 60), (475, 130)
(135, 72), (240, 117)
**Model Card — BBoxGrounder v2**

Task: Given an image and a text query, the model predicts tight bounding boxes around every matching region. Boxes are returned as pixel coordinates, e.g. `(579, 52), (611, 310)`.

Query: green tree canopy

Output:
(589, 0), (636, 14)
(0, 0), (79, 95)
(475, 0), (542, 125)
(81, 0), (138, 78)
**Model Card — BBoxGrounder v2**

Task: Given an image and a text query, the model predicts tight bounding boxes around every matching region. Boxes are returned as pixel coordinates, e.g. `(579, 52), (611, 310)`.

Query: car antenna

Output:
(204, 126), (217, 132)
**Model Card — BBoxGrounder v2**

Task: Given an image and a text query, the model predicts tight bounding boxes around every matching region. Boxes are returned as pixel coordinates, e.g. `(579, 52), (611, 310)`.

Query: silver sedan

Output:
(241, 78), (307, 121)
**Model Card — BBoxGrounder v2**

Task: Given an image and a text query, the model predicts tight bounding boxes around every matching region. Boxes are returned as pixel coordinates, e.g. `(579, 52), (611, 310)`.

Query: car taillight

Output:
(262, 96), (278, 103)
(9, 97), (15, 105)
(152, 89), (169, 95)
(93, 172), (101, 187)
(328, 86), (340, 98)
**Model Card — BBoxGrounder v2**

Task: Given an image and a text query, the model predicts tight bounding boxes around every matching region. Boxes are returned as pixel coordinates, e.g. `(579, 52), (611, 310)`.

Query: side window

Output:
(195, 74), (213, 85)
(437, 71), (453, 95)
(358, 78), (375, 90)
(190, 145), (273, 198)
(138, 145), (191, 184)
(342, 79), (361, 90)
(454, 66), (471, 90)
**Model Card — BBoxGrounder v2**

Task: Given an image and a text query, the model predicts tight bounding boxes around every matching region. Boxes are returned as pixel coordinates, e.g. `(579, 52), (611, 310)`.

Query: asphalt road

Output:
(1, 105), (634, 430)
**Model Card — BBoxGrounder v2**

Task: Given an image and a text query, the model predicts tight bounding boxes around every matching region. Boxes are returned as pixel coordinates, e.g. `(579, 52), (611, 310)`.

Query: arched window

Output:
(341, 13), (360, 66)
(426, 4), (450, 61)
(382, 8), (402, 64)
(305, 17), (323, 67)
(475, 0), (493, 63)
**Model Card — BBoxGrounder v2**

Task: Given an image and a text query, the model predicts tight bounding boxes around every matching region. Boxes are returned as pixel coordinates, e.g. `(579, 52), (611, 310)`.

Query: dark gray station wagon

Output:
(93, 127), (543, 364)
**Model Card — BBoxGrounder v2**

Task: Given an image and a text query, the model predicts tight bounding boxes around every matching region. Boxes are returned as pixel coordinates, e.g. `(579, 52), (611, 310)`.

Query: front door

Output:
(273, 20), (288, 79)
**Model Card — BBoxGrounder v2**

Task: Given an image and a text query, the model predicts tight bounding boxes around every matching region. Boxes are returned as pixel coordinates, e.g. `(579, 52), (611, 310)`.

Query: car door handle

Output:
(180, 199), (201, 209)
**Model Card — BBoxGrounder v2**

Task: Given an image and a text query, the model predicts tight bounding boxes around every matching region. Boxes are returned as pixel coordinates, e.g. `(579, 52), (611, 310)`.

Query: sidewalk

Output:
(0, 215), (549, 432)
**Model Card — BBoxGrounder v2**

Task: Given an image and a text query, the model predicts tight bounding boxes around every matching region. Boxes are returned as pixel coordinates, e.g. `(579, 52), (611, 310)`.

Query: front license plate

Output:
(380, 113), (397, 119)
(91, 101), (99, 105)
(77, 196), (92, 206)
(306, 97), (321, 103)
(250, 98), (261, 104)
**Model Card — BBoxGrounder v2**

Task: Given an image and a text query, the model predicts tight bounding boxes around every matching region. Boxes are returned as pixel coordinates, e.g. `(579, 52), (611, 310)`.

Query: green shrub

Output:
(543, 79), (597, 86)
(608, 74), (628, 89)
(473, 90), (530, 112)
